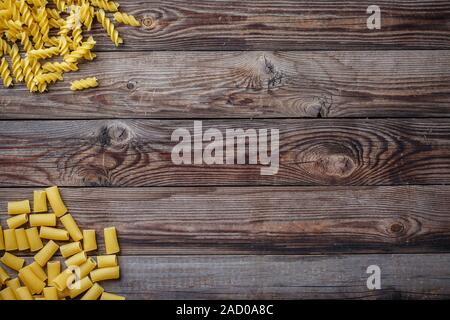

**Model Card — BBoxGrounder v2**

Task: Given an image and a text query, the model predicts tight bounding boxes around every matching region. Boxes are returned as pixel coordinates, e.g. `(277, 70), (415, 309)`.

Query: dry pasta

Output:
(45, 186), (67, 217)
(6, 277), (20, 291)
(4, 228), (18, 251)
(97, 255), (117, 268)
(47, 261), (61, 284)
(60, 241), (82, 258)
(69, 276), (93, 298)
(104, 226), (120, 254)
(60, 214), (83, 241)
(0, 287), (16, 300)
(33, 190), (47, 213)
(7, 200), (31, 215)
(18, 266), (45, 294)
(65, 251), (87, 267)
(15, 228), (30, 251)
(29, 213), (56, 227)
(26, 227), (44, 252)
(1, 252), (25, 271)
(81, 283), (104, 300)
(0, 265), (10, 284)
(101, 292), (125, 300)
(0, 226), (5, 250)
(34, 240), (59, 266)
(70, 77), (98, 91)
(90, 266), (120, 282)
(16, 286), (33, 300)
(83, 230), (97, 252)
(29, 262), (48, 282)
(43, 286), (59, 300)
(114, 12), (141, 27)
(78, 257), (97, 279)
(50, 268), (75, 291)
(39, 226), (70, 241)
(7, 213), (28, 229)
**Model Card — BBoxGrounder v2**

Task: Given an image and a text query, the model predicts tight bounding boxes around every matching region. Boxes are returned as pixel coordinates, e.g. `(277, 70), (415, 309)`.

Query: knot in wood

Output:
(142, 16), (156, 29)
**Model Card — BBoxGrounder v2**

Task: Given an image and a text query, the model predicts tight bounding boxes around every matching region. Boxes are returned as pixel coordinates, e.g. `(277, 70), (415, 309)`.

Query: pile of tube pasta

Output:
(0, 186), (124, 300)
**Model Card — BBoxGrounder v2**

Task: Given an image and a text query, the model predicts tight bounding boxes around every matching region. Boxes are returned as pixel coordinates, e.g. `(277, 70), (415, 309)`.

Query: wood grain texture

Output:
(98, 255), (450, 299)
(1, 187), (450, 255)
(0, 119), (449, 186)
(1, 51), (450, 119)
(88, 0), (450, 51)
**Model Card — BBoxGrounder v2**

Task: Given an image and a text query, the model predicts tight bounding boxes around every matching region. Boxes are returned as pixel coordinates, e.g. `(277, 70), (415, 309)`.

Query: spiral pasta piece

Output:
(42, 61), (78, 73)
(96, 9), (122, 46)
(34, 72), (63, 85)
(64, 36), (95, 63)
(90, 0), (119, 12)
(28, 46), (59, 59)
(20, 32), (34, 52)
(0, 57), (13, 87)
(58, 35), (70, 55)
(37, 7), (49, 40)
(70, 76), (97, 91)
(10, 44), (24, 82)
(22, 58), (37, 92)
(113, 12), (140, 27)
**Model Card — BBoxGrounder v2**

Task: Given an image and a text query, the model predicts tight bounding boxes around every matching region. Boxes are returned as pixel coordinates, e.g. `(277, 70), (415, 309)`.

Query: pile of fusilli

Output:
(0, 0), (140, 92)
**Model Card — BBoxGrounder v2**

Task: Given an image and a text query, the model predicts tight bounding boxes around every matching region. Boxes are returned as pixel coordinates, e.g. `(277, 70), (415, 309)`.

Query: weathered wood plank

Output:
(88, 0), (450, 51)
(99, 255), (450, 299)
(1, 51), (450, 119)
(0, 119), (449, 186)
(1, 187), (450, 255)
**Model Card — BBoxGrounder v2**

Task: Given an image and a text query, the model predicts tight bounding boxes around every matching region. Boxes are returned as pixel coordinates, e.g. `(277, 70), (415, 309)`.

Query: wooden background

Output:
(1, 0), (450, 299)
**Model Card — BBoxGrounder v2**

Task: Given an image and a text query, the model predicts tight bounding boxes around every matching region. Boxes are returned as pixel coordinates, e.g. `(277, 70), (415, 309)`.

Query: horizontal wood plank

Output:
(0, 119), (449, 186)
(88, 0), (450, 51)
(1, 51), (450, 119)
(1, 187), (450, 255)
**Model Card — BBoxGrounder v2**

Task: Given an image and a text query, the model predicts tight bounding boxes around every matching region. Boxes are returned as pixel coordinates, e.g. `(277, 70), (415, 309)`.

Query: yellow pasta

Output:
(39, 226), (70, 241)
(42, 61), (78, 73)
(0, 287), (17, 300)
(10, 43), (24, 82)
(34, 71), (63, 85)
(7, 213), (28, 229)
(6, 277), (21, 291)
(70, 76), (98, 91)
(22, 58), (38, 92)
(97, 255), (117, 268)
(78, 257), (97, 279)
(60, 241), (82, 258)
(104, 226), (120, 254)
(65, 251), (87, 267)
(45, 186), (68, 217)
(81, 282), (104, 300)
(16, 286), (33, 300)
(91, 0), (120, 12)
(29, 262), (48, 282)
(34, 240), (59, 266)
(4, 228), (18, 251)
(0, 265), (11, 284)
(26, 227), (44, 252)
(96, 9), (122, 46)
(69, 276), (93, 298)
(43, 286), (58, 300)
(15, 228), (30, 251)
(19, 266), (46, 294)
(7, 199), (31, 215)
(100, 292), (125, 300)
(0, 57), (13, 88)
(114, 12), (140, 27)
(60, 213), (83, 241)
(1, 252), (25, 271)
(33, 190), (48, 213)
(83, 229), (97, 252)
(47, 261), (61, 284)
(50, 268), (75, 291)
(29, 213), (56, 227)
(27, 46), (60, 60)
(90, 266), (120, 282)
(0, 226), (5, 250)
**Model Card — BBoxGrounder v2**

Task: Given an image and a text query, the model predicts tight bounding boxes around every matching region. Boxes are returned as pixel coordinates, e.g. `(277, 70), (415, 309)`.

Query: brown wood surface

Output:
(89, 0), (450, 51)
(0, 119), (449, 187)
(1, 187), (450, 255)
(1, 51), (450, 119)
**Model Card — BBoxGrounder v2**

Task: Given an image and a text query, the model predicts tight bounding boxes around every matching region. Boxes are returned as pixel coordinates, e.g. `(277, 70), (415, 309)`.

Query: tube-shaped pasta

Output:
(34, 295), (46, 300)
(43, 287), (58, 300)
(26, 227), (44, 252)
(0, 287), (17, 300)
(45, 186), (67, 217)
(6, 278), (20, 291)
(0, 265), (11, 284)
(104, 227), (120, 254)
(39, 226), (69, 241)
(78, 257), (97, 279)
(1, 252), (25, 271)
(101, 292), (126, 300)
(90, 266), (120, 282)
(33, 190), (47, 213)
(29, 262), (48, 282)
(47, 261), (60, 284)
(15, 228), (30, 251)
(97, 255), (117, 268)
(19, 266), (45, 294)
(34, 240), (59, 266)
(69, 276), (93, 298)
(50, 268), (75, 291)
(16, 286), (33, 300)
(60, 241), (82, 258)
(7, 213), (28, 229)
(65, 251), (87, 267)
(29, 213), (56, 227)
(60, 214), (83, 241)
(4, 229), (18, 251)
(7, 200), (31, 215)
(0, 226), (5, 250)
(83, 229), (97, 252)
(81, 283), (104, 300)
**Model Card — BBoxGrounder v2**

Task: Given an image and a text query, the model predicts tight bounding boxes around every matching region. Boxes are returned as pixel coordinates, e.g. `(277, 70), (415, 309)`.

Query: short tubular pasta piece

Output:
(39, 226), (70, 241)
(65, 251), (87, 267)
(34, 240), (59, 266)
(47, 261), (61, 284)
(0, 287), (17, 300)
(101, 292), (125, 300)
(7, 213), (28, 229)
(50, 268), (75, 291)
(4, 228), (18, 251)
(29, 213), (56, 227)
(96, 9), (122, 46)
(83, 229), (97, 252)
(0, 226), (5, 250)
(7, 200), (31, 215)
(104, 226), (120, 254)
(33, 190), (48, 213)
(90, 266), (120, 282)
(19, 266), (46, 294)
(15, 228), (30, 251)
(43, 286), (58, 300)
(26, 227), (44, 252)
(1, 252), (25, 271)
(69, 276), (93, 298)
(6, 278), (20, 291)
(45, 186), (68, 217)
(78, 257), (97, 279)
(29, 262), (48, 282)
(97, 255), (117, 268)
(70, 76), (98, 91)
(16, 286), (33, 300)
(60, 241), (82, 258)
(0, 265), (11, 284)
(81, 282), (104, 300)
(114, 12), (140, 27)
(60, 213), (83, 241)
